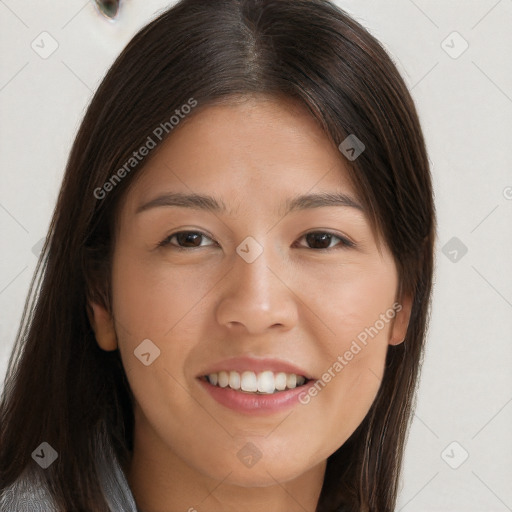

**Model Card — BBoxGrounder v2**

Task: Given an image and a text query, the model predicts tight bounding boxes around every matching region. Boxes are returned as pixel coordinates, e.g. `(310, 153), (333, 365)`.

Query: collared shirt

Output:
(0, 434), (140, 511)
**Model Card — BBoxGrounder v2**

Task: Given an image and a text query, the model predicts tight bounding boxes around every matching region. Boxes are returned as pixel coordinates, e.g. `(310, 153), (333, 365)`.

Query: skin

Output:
(89, 95), (412, 512)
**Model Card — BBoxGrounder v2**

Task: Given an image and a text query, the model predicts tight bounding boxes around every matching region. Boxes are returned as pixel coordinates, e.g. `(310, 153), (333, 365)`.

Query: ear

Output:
(87, 300), (118, 351)
(388, 294), (413, 346)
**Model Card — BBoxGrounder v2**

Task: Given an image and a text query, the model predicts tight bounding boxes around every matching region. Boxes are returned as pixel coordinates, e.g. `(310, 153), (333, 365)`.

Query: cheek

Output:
(109, 247), (220, 414)
(110, 245), (220, 341)
(298, 263), (397, 440)
(109, 249), (213, 457)
(312, 260), (398, 350)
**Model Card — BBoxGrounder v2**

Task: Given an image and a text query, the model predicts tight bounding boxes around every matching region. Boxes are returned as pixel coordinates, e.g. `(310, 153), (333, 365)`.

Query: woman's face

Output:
(91, 96), (410, 490)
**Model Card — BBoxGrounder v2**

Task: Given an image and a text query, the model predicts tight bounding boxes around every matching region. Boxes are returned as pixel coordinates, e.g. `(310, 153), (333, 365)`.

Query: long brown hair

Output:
(0, 0), (436, 510)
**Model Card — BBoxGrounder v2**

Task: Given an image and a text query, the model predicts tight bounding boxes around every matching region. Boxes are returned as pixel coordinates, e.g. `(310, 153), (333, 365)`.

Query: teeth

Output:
(229, 370), (240, 390)
(218, 371), (229, 388)
(286, 373), (297, 389)
(206, 370), (308, 394)
(240, 371), (258, 392)
(275, 372), (287, 391)
(257, 371), (274, 393)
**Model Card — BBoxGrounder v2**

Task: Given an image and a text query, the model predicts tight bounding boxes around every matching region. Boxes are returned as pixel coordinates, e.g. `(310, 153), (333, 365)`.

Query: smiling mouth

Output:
(199, 370), (310, 394)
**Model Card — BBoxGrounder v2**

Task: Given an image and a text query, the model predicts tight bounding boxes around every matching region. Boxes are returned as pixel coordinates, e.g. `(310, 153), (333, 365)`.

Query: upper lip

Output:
(198, 356), (313, 380)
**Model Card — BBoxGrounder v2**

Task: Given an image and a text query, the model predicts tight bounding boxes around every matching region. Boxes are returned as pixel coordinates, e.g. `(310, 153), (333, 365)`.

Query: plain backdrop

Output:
(1, 1), (511, 510)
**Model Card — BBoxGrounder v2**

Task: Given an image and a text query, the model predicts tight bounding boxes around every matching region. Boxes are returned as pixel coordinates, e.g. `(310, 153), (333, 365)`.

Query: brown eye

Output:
(175, 232), (204, 247)
(159, 231), (216, 249)
(298, 232), (354, 250)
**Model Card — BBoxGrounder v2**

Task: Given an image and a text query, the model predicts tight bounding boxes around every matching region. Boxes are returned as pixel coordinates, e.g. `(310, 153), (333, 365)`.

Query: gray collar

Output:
(0, 432), (139, 511)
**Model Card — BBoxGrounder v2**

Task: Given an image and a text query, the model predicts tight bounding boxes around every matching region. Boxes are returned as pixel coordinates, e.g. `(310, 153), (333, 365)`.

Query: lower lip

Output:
(198, 378), (315, 415)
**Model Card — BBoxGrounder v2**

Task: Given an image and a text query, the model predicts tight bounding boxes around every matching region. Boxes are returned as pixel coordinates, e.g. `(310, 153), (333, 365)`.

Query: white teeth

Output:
(257, 371), (275, 394)
(286, 373), (297, 389)
(229, 370), (240, 390)
(275, 372), (287, 391)
(240, 371), (258, 392)
(218, 371), (229, 388)
(205, 370), (308, 393)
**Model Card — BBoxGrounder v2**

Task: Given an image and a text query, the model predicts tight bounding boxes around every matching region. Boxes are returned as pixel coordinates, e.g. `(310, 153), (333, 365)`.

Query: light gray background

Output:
(1, 1), (511, 510)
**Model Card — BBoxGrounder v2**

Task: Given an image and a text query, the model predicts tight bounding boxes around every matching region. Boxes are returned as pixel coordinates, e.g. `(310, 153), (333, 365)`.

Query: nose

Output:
(215, 243), (299, 335)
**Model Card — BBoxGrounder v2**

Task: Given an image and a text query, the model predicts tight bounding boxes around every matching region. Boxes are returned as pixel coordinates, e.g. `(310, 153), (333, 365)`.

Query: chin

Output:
(210, 464), (309, 488)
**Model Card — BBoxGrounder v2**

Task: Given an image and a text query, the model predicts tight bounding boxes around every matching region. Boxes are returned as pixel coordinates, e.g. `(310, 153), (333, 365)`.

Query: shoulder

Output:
(0, 467), (58, 511)
(95, 431), (139, 512)
(0, 436), (137, 512)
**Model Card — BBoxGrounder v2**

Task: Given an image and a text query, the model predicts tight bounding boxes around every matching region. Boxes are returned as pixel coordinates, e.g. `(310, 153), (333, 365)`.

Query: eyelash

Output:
(157, 230), (355, 252)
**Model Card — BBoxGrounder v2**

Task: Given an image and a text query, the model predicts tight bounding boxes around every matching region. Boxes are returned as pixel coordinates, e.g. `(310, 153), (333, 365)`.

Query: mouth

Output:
(196, 357), (315, 414)
(199, 370), (311, 394)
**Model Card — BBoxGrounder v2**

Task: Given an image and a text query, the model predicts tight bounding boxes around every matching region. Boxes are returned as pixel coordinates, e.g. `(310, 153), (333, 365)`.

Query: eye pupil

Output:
(306, 232), (332, 249)
(177, 232), (202, 247)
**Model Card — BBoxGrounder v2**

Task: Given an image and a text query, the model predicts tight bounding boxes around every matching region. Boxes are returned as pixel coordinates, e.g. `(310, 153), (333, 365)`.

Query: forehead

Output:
(122, 96), (360, 218)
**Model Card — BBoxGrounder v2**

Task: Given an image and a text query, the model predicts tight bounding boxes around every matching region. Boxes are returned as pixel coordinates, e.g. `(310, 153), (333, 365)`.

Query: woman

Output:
(0, 0), (436, 510)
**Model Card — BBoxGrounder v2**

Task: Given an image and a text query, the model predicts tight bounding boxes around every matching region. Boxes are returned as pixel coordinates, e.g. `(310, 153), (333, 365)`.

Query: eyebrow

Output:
(135, 191), (364, 216)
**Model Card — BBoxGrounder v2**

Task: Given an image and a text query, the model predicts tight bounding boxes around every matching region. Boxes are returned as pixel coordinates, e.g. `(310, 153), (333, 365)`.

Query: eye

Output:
(157, 230), (355, 251)
(295, 231), (355, 250)
(158, 230), (216, 250)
